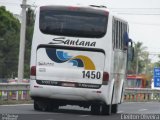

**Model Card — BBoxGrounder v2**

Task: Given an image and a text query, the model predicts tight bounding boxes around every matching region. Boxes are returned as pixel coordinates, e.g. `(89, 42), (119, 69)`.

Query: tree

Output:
(127, 42), (150, 74)
(0, 6), (20, 78)
(0, 6), (35, 79)
(154, 55), (160, 67)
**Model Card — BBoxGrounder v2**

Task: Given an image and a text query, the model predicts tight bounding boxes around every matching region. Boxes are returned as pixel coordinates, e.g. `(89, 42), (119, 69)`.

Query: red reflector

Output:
(68, 6), (79, 11)
(103, 72), (109, 81)
(31, 66), (36, 76)
(34, 86), (43, 88)
(104, 11), (109, 16)
(96, 91), (102, 93)
(34, 86), (39, 88)
(103, 72), (109, 85)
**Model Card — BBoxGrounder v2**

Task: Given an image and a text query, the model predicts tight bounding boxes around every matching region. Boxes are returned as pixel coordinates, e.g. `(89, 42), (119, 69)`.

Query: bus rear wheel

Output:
(34, 100), (59, 112)
(101, 104), (111, 115)
(34, 101), (41, 111)
(111, 104), (118, 114)
(91, 104), (101, 115)
(91, 104), (112, 115)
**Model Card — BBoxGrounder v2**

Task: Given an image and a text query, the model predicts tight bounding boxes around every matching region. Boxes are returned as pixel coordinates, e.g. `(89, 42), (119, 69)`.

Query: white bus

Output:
(30, 5), (134, 115)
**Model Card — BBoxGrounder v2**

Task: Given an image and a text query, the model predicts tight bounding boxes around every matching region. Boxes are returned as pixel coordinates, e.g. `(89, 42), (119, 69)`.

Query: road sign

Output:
(153, 68), (160, 87)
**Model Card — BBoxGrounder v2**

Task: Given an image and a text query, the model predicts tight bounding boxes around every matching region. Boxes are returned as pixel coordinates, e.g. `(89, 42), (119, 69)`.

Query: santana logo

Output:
(46, 48), (95, 70)
(49, 37), (96, 47)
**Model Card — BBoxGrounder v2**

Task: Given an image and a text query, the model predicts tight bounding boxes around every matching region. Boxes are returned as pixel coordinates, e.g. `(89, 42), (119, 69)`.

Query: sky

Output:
(1, 0), (160, 61)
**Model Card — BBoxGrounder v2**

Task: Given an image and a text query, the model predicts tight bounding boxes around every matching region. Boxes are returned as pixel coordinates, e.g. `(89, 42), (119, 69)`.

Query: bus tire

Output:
(111, 104), (118, 114)
(91, 104), (101, 115)
(45, 102), (59, 112)
(34, 101), (40, 111)
(101, 104), (111, 115)
(41, 104), (48, 112)
(51, 104), (59, 111)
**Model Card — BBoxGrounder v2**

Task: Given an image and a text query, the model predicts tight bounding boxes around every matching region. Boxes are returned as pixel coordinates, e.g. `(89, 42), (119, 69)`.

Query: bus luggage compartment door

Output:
(36, 46), (105, 87)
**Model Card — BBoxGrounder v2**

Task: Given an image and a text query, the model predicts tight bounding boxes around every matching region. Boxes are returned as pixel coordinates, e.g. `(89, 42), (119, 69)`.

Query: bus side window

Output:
(112, 19), (117, 49)
(117, 21), (120, 49)
(115, 20), (118, 49)
(119, 22), (122, 49)
(112, 19), (128, 50)
(122, 23), (125, 49)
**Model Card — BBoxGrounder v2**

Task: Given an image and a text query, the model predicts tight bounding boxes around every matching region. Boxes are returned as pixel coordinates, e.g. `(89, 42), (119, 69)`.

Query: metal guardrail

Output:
(0, 83), (30, 91)
(0, 83), (160, 102)
(0, 83), (30, 101)
(124, 88), (160, 102)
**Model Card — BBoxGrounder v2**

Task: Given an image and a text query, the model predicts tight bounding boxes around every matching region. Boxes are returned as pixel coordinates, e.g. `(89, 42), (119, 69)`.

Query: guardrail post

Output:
(7, 91), (12, 101)
(16, 91), (19, 100)
(26, 91), (30, 100)
(144, 93), (148, 102)
(158, 91), (160, 101)
(0, 91), (2, 100)
(134, 94), (136, 102)
(21, 91), (24, 100)
(18, 91), (22, 100)
(127, 94), (130, 102)
(148, 93), (151, 101)
(128, 94), (130, 102)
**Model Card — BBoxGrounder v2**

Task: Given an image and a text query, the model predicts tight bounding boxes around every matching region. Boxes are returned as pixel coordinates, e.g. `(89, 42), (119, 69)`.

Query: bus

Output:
(30, 5), (134, 115)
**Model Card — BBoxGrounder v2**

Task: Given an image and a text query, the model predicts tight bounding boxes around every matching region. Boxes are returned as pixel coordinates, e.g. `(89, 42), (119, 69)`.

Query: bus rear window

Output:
(39, 8), (108, 38)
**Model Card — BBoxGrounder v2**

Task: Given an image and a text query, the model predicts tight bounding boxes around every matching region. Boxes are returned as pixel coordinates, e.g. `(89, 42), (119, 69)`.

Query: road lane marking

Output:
(79, 115), (90, 117)
(138, 109), (148, 112)
(118, 111), (124, 113)
(0, 104), (33, 106)
(45, 118), (55, 120)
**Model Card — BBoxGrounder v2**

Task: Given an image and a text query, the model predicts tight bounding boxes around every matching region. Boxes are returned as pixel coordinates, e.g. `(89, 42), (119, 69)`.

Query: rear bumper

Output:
(30, 80), (109, 103)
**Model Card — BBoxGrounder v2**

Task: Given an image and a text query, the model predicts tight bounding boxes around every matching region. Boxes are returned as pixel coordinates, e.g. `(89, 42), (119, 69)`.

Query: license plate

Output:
(62, 83), (75, 87)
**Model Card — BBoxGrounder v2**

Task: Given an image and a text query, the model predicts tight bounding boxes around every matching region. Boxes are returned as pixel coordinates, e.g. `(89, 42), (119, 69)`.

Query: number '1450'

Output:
(82, 71), (101, 79)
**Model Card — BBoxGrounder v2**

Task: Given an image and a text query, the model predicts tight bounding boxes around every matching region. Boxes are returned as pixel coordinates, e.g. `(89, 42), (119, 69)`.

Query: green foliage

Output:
(127, 42), (151, 75)
(0, 6), (20, 78)
(0, 6), (34, 79)
(154, 55), (160, 67)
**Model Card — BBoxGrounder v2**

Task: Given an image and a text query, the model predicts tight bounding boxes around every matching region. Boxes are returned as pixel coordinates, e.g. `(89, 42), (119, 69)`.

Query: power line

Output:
(109, 8), (160, 10)
(129, 22), (160, 26)
(117, 13), (160, 15)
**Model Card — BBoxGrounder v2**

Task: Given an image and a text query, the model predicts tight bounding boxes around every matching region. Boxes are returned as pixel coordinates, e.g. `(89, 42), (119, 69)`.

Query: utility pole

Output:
(18, 0), (27, 83)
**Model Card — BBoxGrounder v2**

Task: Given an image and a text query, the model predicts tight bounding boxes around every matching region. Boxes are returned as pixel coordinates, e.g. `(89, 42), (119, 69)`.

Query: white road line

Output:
(79, 115), (90, 117)
(46, 118), (55, 120)
(138, 109), (148, 112)
(0, 104), (33, 107)
(118, 111), (124, 113)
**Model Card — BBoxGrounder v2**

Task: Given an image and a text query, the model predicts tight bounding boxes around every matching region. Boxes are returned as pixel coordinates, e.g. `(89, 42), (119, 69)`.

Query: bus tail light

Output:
(30, 66), (36, 76)
(68, 6), (80, 11)
(103, 72), (109, 85)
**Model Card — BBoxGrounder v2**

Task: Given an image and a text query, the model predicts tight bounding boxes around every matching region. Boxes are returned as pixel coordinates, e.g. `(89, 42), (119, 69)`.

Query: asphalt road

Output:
(0, 102), (160, 120)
